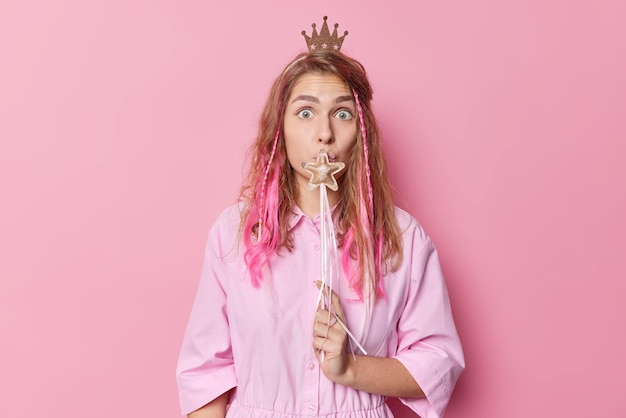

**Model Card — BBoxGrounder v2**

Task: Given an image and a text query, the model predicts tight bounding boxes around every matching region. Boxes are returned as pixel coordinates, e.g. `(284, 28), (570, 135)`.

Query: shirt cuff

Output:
(393, 349), (455, 418)
(177, 364), (238, 415)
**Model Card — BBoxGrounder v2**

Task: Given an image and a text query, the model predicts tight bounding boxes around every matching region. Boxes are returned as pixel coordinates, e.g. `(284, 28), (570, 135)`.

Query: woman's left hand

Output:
(312, 281), (351, 382)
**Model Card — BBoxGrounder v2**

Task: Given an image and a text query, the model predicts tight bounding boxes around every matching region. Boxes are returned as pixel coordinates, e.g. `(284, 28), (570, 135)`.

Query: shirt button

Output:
(313, 244), (320, 250)
(308, 404), (316, 411)
(308, 363), (315, 370)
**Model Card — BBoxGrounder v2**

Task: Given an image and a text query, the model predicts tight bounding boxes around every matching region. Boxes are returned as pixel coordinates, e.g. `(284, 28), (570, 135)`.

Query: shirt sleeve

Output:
(392, 224), (465, 418)
(176, 216), (238, 415)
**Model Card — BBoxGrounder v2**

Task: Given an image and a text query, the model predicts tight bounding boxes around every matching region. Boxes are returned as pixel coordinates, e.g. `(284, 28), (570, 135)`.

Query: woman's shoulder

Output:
(393, 205), (429, 243)
(214, 202), (244, 225)
(206, 202), (243, 243)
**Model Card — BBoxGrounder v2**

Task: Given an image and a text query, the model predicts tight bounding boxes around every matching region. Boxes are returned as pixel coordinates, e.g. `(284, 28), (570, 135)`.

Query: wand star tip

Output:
(302, 149), (345, 191)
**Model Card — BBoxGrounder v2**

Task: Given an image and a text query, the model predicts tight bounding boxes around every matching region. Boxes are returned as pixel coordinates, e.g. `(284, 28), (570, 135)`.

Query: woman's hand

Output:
(311, 282), (424, 398)
(312, 282), (351, 382)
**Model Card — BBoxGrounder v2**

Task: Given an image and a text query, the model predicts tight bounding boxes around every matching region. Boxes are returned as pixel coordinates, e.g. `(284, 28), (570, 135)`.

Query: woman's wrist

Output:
(334, 354), (358, 388)
(331, 355), (425, 398)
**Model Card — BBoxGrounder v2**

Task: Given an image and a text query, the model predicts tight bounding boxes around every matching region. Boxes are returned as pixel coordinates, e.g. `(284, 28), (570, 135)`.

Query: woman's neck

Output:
(297, 185), (340, 220)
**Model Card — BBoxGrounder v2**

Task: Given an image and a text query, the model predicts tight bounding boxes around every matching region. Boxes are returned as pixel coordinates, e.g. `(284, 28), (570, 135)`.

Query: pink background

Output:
(1, 1), (625, 417)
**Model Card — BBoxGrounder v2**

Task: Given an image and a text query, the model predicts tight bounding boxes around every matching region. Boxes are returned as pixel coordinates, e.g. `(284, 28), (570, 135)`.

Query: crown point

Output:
(301, 16), (348, 53)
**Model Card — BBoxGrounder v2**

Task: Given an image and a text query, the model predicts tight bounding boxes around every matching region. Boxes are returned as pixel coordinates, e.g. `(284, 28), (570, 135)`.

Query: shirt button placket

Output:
(302, 357), (320, 415)
(303, 223), (321, 415)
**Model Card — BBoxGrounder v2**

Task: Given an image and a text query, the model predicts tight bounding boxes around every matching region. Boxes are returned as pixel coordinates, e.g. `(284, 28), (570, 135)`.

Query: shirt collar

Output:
(288, 205), (307, 231)
(287, 203), (339, 231)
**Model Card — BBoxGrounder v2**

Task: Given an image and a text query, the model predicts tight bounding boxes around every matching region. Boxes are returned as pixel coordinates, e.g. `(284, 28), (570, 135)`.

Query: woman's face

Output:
(283, 72), (358, 193)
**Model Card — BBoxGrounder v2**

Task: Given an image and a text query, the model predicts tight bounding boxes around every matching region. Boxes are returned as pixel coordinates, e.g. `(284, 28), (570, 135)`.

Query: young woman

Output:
(177, 19), (464, 418)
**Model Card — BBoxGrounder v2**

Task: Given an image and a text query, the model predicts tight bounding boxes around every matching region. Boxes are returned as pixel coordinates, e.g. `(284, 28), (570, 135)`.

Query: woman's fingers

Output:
(313, 317), (344, 338)
(313, 309), (348, 359)
(311, 284), (351, 380)
(312, 333), (344, 352)
(315, 281), (346, 320)
(314, 308), (340, 326)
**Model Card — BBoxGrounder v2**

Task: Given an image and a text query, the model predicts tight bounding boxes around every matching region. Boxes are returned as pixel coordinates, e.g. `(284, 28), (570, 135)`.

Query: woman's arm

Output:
(188, 390), (231, 418)
(312, 283), (425, 398)
(338, 355), (424, 398)
(312, 306), (425, 398)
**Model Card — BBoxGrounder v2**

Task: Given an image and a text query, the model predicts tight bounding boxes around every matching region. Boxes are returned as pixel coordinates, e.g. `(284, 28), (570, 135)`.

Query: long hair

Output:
(239, 50), (402, 300)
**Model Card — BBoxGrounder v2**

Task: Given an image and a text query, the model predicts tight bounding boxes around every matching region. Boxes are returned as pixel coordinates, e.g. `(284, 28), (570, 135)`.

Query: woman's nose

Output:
(317, 117), (334, 144)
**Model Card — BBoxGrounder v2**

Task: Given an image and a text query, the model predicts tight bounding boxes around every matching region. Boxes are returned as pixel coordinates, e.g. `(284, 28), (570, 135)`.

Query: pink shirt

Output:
(177, 204), (464, 418)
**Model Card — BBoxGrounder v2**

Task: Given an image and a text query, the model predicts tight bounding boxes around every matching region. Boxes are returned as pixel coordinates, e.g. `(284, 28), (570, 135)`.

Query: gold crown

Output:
(301, 16), (348, 52)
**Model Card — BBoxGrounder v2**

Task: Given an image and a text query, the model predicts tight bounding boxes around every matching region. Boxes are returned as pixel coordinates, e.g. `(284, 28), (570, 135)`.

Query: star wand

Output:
(302, 149), (367, 357)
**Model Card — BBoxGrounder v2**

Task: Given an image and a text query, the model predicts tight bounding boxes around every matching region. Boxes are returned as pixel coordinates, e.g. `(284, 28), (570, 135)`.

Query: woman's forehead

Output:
(289, 73), (352, 100)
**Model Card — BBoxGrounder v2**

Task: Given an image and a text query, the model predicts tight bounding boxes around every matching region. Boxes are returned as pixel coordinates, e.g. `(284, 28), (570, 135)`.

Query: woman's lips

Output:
(311, 151), (338, 161)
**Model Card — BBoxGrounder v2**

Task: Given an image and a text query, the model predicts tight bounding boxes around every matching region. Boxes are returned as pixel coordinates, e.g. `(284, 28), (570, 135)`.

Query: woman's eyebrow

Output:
(290, 94), (355, 105)
(291, 95), (319, 104)
(335, 95), (354, 104)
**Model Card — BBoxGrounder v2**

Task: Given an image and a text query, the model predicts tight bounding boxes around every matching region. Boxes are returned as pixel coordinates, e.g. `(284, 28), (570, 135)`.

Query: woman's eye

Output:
(297, 109), (313, 119)
(335, 110), (353, 120)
